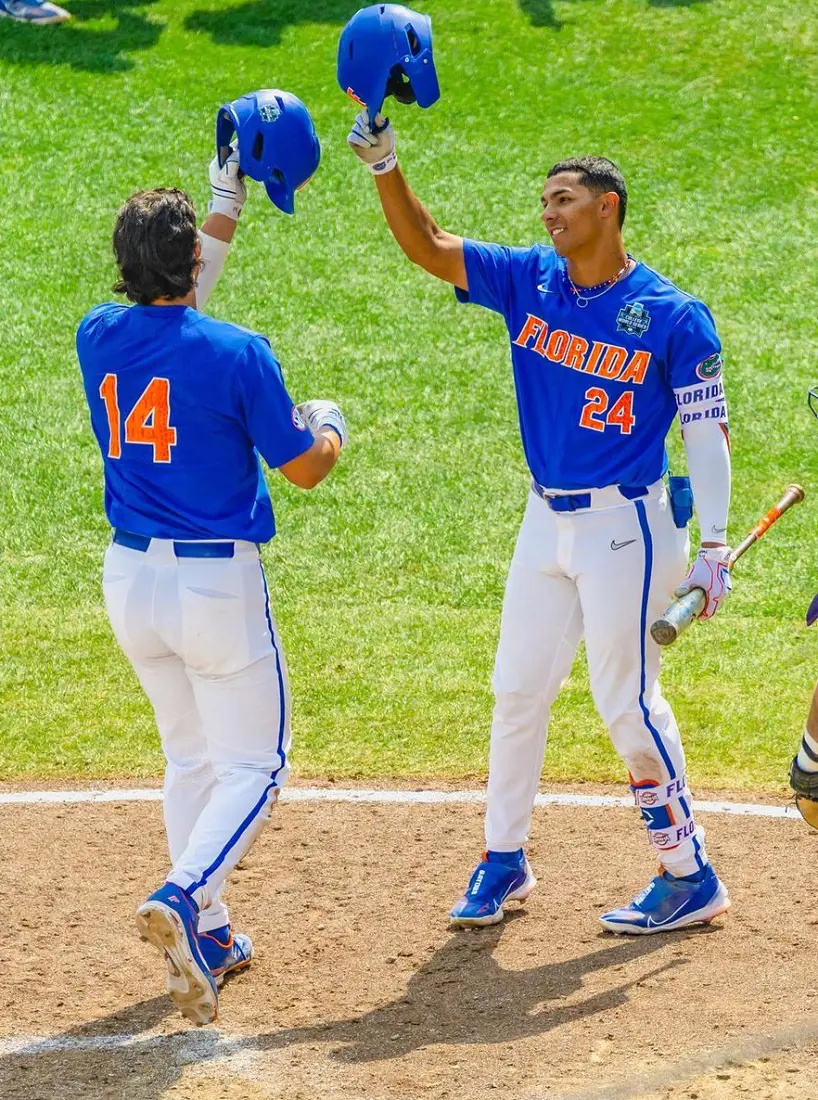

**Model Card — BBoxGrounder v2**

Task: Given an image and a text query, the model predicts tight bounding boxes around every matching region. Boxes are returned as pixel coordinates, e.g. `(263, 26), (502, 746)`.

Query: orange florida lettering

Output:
(513, 313), (546, 349)
(620, 350), (651, 385)
(597, 346), (628, 380)
(563, 335), (589, 371)
(544, 329), (569, 362)
(511, 313), (652, 384)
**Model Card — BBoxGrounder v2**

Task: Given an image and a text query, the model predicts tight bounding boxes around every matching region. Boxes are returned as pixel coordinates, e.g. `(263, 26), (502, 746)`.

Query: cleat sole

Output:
(135, 902), (218, 1025)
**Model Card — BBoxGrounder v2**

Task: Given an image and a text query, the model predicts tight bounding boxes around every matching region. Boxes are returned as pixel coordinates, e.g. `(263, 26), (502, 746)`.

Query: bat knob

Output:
(650, 618), (678, 647)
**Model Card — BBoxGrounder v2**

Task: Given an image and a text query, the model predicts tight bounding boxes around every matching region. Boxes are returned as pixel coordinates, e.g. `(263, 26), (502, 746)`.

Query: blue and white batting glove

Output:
(675, 545), (733, 620)
(208, 145), (247, 220)
(347, 110), (397, 175)
(297, 400), (348, 447)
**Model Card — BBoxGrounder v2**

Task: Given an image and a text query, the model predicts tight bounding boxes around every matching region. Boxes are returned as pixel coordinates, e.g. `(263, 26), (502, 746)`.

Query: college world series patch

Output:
(258, 102), (281, 123)
(616, 302), (651, 337)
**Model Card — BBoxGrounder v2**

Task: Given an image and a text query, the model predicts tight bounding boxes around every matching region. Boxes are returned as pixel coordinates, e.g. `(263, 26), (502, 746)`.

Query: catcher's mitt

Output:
(790, 756), (818, 829)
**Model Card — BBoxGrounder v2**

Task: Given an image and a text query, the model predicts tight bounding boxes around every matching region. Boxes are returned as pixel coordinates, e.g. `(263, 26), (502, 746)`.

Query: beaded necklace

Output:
(566, 256), (634, 308)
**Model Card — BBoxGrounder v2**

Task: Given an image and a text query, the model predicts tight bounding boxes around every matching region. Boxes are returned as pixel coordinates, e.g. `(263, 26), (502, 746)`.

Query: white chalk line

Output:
(3, 1014), (818, 1100)
(0, 785), (801, 819)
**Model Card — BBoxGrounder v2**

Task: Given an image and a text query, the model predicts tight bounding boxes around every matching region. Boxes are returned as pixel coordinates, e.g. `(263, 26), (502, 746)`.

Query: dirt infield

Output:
(3, 794), (818, 1099)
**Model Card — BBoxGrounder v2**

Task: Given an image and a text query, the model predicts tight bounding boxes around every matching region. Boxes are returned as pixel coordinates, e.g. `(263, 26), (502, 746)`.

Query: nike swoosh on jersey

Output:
(610, 539), (637, 551)
(536, 284), (557, 294)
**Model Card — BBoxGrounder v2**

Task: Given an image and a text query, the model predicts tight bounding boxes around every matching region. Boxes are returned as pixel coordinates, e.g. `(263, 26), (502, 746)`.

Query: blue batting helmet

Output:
(216, 89), (321, 214)
(337, 4), (440, 121)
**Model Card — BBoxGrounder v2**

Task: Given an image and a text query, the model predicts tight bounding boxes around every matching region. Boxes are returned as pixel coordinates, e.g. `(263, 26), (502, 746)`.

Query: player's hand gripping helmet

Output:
(216, 89), (321, 214)
(337, 4), (440, 120)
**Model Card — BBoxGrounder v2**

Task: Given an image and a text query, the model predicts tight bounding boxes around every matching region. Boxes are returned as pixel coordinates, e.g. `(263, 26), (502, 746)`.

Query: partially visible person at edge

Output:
(348, 109), (732, 935)
(0, 0), (71, 25)
(75, 149), (347, 1025)
(789, 388), (818, 826)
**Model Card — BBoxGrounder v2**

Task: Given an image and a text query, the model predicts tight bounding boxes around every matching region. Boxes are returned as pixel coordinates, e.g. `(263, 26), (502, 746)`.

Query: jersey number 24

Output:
(99, 374), (177, 463)
(579, 387), (635, 435)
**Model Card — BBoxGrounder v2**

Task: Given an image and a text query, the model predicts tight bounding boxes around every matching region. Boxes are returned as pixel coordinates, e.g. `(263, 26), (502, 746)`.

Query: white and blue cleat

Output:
(198, 926), (254, 986)
(450, 849), (537, 927)
(0, 0), (72, 24)
(135, 883), (219, 1025)
(599, 863), (731, 935)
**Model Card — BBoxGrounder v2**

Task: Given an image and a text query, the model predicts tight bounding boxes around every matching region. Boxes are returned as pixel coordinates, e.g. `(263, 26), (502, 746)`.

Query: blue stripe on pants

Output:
(634, 500), (677, 782)
(189, 562), (287, 894)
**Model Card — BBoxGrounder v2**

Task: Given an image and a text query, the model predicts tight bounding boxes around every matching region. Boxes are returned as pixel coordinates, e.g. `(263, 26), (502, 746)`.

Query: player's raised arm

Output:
(347, 111), (466, 290)
(195, 146), (245, 311)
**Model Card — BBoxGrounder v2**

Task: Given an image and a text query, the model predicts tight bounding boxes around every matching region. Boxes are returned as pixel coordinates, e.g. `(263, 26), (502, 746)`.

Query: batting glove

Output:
(208, 145), (247, 220)
(347, 110), (397, 175)
(675, 545), (733, 620)
(297, 400), (348, 447)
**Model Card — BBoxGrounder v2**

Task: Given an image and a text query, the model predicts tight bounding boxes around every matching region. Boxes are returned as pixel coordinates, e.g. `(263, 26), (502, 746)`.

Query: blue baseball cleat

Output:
(599, 864), (731, 935)
(0, 0), (72, 24)
(198, 926), (254, 986)
(135, 883), (219, 1025)
(450, 849), (537, 927)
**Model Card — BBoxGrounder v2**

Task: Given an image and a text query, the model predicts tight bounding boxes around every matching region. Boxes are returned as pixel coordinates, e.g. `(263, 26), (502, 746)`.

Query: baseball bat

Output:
(650, 483), (805, 646)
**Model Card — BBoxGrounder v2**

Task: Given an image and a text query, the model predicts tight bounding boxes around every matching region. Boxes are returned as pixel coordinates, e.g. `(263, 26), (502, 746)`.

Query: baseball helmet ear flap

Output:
(215, 89), (321, 215)
(337, 4), (440, 120)
(216, 104), (240, 169)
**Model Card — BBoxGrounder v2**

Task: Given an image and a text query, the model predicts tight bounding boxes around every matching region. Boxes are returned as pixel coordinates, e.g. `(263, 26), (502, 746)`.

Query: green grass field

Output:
(1, 0), (816, 786)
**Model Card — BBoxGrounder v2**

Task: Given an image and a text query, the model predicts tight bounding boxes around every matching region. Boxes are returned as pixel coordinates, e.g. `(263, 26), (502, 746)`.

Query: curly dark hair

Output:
(113, 188), (198, 305)
(547, 156), (628, 227)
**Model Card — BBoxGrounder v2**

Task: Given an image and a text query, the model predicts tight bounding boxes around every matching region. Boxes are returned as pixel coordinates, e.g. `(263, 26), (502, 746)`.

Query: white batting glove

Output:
(297, 400), (348, 447)
(675, 545), (733, 620)
(347, 110), (397, 175)
(208, 144), (247, 220)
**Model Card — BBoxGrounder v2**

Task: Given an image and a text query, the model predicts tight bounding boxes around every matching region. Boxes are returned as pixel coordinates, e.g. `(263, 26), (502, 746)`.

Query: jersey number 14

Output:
(99, 374), (177, 464)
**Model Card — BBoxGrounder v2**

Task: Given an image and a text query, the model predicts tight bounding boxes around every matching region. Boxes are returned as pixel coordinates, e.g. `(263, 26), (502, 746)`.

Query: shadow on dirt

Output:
(0, 0), (163, 73)
(278, 918), (701, 1062)
(0, 918), (719, 1098)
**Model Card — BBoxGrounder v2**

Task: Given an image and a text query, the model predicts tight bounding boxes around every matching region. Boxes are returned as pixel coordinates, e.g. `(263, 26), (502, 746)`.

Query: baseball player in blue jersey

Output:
(348, 113), (733, 934)
(77, 98), (345, 1024)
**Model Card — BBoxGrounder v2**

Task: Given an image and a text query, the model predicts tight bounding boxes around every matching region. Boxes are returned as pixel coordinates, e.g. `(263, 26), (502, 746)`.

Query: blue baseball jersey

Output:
(76, 304), (314, 542)
(456, 242), (726, 490)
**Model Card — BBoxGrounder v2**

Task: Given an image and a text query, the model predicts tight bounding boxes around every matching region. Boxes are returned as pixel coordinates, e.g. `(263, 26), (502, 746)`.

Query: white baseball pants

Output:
(103, 537), (290, 932)
(486, 482), (708, 877)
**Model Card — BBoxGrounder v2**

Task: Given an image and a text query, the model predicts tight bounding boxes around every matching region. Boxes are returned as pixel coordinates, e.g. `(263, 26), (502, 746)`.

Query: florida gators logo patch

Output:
(696, 353), (723, 380)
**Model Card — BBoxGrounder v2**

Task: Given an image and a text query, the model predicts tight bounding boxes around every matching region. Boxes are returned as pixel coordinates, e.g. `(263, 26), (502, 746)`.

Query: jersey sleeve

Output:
(454, 240), (531, 318)
(666, 300), (728, 431)
(236, 336), (314, 469)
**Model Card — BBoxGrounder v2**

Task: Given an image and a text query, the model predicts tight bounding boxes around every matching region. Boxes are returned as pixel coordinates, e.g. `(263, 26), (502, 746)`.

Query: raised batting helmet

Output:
(216, 89), (321, 214)
(337, 4), (440, 120)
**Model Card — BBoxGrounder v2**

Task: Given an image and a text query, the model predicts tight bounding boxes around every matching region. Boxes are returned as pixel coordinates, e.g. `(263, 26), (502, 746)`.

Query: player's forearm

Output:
(279, 431), (341, 490)
(682, 419), (731, 545)
(808, 680), (818, 741)
(200, 212), (238, 245)
(374, 166), (465, 286)
(195, 230), (232, 311)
